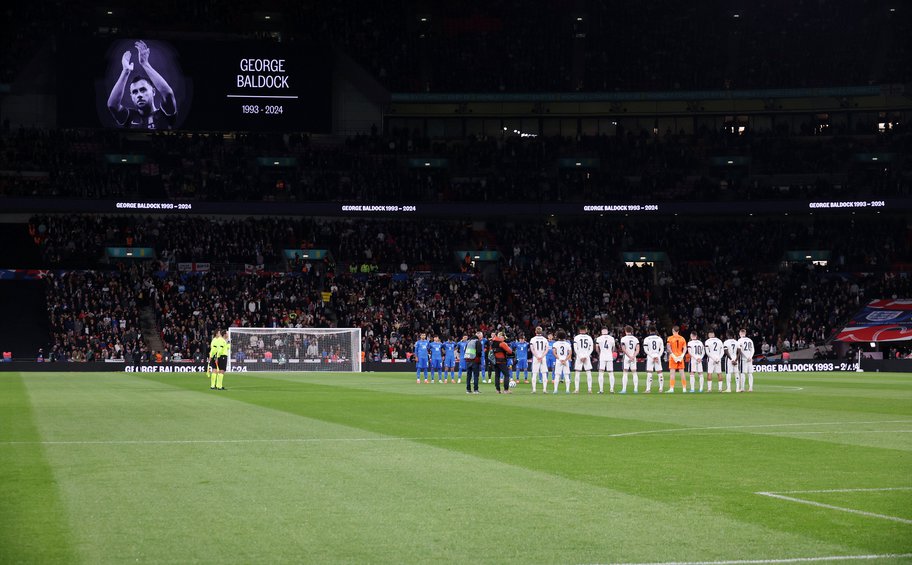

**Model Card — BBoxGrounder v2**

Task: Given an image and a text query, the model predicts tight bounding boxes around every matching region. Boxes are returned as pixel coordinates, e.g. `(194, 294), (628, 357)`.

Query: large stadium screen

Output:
(57, 37), (332, 133)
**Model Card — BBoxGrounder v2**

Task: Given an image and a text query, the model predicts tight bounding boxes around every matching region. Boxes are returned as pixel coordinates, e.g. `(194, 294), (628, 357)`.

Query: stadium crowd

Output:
(25, 213), (911, 364)
(44, 268), (146, 363)
(150, 270), (335, 362)
(2, 125), (909, 204)
(661, 264), (783, 353)
(28, 214), (478, 273)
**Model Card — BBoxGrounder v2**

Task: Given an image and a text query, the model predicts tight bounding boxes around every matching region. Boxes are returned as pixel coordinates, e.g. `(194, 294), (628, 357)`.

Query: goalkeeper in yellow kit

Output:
(209, 329), (230, 390)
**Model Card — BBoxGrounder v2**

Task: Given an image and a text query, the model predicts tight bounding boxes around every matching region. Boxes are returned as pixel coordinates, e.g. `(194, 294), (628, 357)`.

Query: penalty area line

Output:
(773, 487), (912, 494)
(750, 430), (912, 435)
(594, 553), (912, 565)
(606, 420), (912, 439)
(756, 491), (912, 525)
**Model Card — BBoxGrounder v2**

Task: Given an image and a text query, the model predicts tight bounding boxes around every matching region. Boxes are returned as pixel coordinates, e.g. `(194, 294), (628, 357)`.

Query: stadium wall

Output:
(2, 360), (912, 373)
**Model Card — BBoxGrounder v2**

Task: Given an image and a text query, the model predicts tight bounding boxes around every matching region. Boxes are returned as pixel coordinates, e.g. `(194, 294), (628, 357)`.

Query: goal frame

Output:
(226, 327), (362, 373)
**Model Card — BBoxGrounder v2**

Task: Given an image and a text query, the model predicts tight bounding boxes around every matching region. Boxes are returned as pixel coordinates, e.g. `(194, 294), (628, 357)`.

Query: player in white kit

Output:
(704, 331), (724, 392)
(723, 331), (740, 392)
(552, 330), (573, 394)
(619, 325), (640, 394)
(687, 332), (705, 392)
(595, 328), (615, 394)
(573, 326), (595, 393)
(737, 329), (755, 392)
(642, 326), (664, 393)
(529, 326), (550, 393)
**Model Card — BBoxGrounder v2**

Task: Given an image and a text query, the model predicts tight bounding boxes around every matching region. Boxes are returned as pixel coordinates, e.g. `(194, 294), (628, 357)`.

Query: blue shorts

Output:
(431, 359), (442, 370)
(516, 361), (528, 370)
(444, 357), (455, 367)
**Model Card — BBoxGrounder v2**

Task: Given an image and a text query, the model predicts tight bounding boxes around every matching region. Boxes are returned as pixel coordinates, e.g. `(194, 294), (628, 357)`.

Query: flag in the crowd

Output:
(0, 269), (50, 280)
(836, 299), (912, 342)
(177, 263), (210, 273)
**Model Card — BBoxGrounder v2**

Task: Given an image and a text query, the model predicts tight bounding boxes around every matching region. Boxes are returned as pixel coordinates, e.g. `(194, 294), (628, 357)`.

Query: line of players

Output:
(413, 325), (755, 394)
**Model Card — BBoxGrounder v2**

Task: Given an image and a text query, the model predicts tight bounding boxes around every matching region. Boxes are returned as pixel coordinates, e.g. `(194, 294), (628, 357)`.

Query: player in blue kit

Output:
(546, 332), (557, 385)
(443, 336), (457, 383)
(513, 334), (530, 383)
(429, 336), (445, 383)
(456, 334), (468, 383)
(414, 333), (430, 383)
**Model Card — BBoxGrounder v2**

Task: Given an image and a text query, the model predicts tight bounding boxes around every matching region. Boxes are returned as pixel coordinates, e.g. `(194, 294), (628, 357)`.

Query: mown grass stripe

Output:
(130, 371), (912, 559)
(18, 372), (857, 564)
(0, 373), (79, 565)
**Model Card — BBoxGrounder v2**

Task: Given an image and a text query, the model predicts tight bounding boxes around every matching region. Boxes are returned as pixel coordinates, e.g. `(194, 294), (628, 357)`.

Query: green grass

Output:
(1, 370), (911, 565)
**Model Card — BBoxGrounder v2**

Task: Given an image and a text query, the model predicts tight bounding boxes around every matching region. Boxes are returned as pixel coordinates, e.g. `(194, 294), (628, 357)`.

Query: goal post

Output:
(227, 327), (362, 372)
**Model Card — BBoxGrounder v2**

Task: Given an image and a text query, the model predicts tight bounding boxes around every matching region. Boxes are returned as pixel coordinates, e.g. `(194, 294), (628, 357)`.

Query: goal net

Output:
(227, 327), (362, 372)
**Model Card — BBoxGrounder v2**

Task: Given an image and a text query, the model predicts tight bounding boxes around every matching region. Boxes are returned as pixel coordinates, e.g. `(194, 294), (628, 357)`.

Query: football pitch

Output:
(2, 371), (911, 565)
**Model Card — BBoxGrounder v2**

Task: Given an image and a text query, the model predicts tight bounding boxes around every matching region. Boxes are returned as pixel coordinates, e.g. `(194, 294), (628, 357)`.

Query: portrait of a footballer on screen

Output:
(105, 40), (183, 130)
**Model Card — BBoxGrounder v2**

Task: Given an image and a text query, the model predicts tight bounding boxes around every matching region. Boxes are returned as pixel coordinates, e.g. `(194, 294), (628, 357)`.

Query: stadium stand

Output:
(9, 213), (908, 362)
(3, 128), (909, 203)
(44, 268), (145, 363)
(0, 2), (909, 364)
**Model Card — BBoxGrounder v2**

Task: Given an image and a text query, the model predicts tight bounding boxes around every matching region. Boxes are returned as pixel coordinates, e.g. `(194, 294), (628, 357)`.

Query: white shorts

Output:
(574, 357), (592, 371)
(738, 358), (753, 374)
(623, 356), (637, 372)
(553, 363), (570, 380)
(531, 359), (548, 376)
(707, 358), (722, 374)
(725, 357), (739, 374)
(690, 357), (704, 373)
(646, 356), (662, 372)
(598, 358), (614, 372)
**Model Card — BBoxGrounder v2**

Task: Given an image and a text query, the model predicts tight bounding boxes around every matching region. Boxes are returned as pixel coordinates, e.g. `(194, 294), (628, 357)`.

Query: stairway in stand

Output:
(140, 305), (165, 354)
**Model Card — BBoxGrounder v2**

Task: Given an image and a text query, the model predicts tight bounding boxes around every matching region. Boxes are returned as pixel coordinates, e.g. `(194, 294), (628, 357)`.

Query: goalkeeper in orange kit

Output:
(666, 326), (687, 393)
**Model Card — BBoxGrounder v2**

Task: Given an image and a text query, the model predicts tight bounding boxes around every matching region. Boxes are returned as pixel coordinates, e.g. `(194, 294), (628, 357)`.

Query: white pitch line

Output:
(771, 487), (912, 494)
(2, 437), (435, 446)
(751, 430), (912, 435)
(3, 420), (912, 446)
(756, 492), (912, 525)
(606, 420), (912, 439)
(598, 553), (912, 565)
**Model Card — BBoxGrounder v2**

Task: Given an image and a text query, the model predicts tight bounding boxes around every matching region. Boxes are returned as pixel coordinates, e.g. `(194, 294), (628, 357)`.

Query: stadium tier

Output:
(2, 127), (909, 202)
(1, 213), (908, 364)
